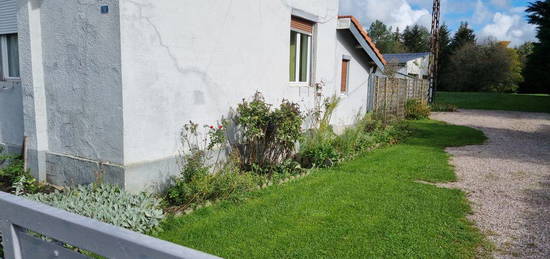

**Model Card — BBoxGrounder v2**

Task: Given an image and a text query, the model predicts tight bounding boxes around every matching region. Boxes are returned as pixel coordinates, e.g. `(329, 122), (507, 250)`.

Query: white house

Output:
(383, 52), (430, 79)
(0, 0), (385, 192)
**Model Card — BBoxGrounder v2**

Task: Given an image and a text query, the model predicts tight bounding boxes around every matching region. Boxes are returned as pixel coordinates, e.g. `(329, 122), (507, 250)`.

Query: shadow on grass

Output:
(436, 92), (550, 113)
(406, 120), (487, 148)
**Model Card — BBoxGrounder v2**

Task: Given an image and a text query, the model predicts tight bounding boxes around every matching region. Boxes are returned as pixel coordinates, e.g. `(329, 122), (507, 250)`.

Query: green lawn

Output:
(157, 120), (489, 258)
(436, 91), (550, 113)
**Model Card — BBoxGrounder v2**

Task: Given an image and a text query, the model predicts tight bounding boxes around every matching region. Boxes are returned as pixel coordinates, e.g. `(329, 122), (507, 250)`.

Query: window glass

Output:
(7, 34), (19, 77)
(299, 34), (309, 82)
(289, 31), (297, 81)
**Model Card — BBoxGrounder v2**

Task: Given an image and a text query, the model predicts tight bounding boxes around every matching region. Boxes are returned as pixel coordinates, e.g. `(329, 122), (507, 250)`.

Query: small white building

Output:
(383, 52), (430, 79)
(0, 0), (385, 192)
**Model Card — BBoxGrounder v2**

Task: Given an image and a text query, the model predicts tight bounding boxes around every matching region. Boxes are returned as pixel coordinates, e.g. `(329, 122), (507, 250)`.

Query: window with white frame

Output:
(289, 16), (314, 85)
(0, 33), (20, 80)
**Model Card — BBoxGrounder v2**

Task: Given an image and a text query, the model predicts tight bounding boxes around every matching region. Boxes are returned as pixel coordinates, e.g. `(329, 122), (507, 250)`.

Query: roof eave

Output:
(337, 16), (386, 72)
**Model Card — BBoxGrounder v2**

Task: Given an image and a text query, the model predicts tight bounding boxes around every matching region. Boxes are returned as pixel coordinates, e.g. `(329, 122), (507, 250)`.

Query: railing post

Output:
(1, 220), (23, 259)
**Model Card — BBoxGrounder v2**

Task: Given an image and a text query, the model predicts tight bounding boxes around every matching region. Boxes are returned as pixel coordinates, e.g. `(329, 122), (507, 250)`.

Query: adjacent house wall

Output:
(119, 0), (340, 191)
(0, 80), (24, 153)
(39, 0), (123, 163)
(0, 0), (23, 154)
(17, 0), (125, 186)
(406, 56), (429, 78)
(332, 30), (374, 130)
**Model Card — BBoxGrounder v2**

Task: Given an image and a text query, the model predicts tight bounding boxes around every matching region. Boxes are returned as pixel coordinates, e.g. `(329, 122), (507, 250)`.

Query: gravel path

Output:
(431, 110), (550, 259)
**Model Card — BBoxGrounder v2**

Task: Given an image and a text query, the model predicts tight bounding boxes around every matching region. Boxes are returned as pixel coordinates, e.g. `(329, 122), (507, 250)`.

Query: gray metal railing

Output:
(0, 191), (221, 259)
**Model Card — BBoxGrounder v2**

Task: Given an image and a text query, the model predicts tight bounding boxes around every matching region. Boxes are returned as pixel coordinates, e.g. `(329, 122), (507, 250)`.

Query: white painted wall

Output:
(332, 30), (373, 129)
(119, 0), (339, 165)
(13, 0), (382, 191)
(406, 56), (429, 78)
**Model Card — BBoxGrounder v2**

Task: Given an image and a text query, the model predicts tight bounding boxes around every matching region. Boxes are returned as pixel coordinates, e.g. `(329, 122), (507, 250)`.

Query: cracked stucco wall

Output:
(119, 0), (340, 191)
(12, 0), (375, 192)
(39, 0), (124, 164)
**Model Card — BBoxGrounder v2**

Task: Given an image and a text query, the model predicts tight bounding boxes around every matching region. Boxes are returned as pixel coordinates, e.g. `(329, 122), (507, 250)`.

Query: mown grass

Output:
(156, 120), (489, 258)
(436, 91), (550, 113)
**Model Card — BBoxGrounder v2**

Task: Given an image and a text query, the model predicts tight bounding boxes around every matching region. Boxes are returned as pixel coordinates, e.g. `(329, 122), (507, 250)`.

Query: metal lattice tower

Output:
(428, 0), (441, 103)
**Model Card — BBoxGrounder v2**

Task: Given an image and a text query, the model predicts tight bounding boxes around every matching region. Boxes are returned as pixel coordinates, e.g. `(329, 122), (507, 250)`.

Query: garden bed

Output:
(155, 120), (491, 258)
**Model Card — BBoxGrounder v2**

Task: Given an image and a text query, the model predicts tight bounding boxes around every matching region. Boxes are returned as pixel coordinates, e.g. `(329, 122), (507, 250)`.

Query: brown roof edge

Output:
(338, 15), (387, 65)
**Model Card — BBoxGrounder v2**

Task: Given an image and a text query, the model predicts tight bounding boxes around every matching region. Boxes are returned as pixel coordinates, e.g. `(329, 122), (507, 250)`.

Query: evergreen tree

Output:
(437, 24), (453, 90)
(368, 20), (390, 43)
(438, 24), (452, 57)
(516, 42), (534, 69)
(367, 20), (407, 53)
(402, 24), (431, 52)
(521, 0), (550, 93)
(450, 22), (476, 51)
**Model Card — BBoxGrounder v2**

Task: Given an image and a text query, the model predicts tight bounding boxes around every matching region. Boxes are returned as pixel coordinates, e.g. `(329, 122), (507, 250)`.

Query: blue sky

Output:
(339, 0), (537, 46)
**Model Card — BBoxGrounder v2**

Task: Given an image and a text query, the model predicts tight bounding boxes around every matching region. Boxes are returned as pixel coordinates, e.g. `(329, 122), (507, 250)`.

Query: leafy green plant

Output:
(405, 99), (431, 120)
(273, 159), (304, 176)
(300, 104), (411, 168)
(299, 136), (340, 168)
(12, 175), (42, 196)
(165, 163), (259, 209)
(298, 97), (342, 168)
(0, 151), (45, 195)
(0, 152), (25, 188)
(430, 102), (458, 112)
(230, 92), (303, 172)
(25, 184), (164, 234)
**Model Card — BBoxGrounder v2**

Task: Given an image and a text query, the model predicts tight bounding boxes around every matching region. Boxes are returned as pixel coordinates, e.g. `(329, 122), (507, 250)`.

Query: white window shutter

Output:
(0, 0), (17, 35)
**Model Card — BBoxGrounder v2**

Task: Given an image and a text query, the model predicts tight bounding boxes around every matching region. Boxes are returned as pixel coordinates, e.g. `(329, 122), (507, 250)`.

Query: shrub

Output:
(299, 109), (411, 168)
(405, 99), (431, 120)
(229, 92), (303, 172)
(430, 103), (458, 112)
(298, 97), (342, 168)
(25, 184), (164, 234)
(273, 159), (304, 176)
(0, 151), (44, 194)
(0, 153), (25, 188)
(299, 131), (340, 168)
(165, 164), (259, 208)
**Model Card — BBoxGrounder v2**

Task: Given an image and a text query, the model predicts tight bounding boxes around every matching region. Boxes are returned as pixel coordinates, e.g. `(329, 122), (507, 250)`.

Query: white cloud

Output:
(480, 12), (537, 46)
(510, 6), (526, 14)
(339, 0), (431, 31)
(490, 0), (510, 9)
(472, 0), (491, 24)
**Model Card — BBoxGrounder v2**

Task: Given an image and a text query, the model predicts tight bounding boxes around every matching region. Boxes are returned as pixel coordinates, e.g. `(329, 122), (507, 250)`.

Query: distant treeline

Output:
(366, 0), (550, 94)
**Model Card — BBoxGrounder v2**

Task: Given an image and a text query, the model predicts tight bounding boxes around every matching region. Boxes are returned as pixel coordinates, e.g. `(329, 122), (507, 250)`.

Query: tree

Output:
(521, 0), (550, 93)
(516, 42), (534, 67)
(450, 22), (476, 51)
(367, 20), (407, 53)
(440, 41), (523, 92)
(368, 20), (390, 43)
(437, 24), (453, 90)
(401, 24), (431, 52)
